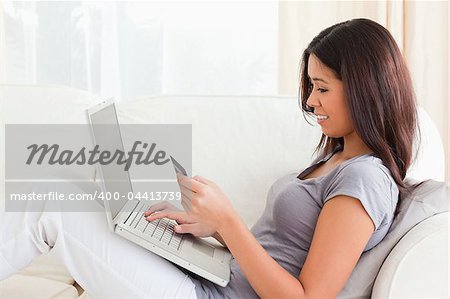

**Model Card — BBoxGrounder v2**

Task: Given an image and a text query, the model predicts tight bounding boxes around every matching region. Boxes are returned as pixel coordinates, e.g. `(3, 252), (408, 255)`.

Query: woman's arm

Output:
(218, 213), (306, 299)
(217, 195), (375, 299)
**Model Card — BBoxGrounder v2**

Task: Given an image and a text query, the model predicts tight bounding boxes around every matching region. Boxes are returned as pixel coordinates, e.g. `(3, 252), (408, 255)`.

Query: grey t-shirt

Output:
(192, 146), (399, 298)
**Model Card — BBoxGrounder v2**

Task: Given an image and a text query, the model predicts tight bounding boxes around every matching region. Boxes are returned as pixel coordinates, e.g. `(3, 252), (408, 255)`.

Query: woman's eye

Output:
(307, 82), (327, 93)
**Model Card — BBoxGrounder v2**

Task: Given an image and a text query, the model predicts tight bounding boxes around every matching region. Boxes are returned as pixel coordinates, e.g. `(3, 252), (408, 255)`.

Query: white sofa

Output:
(0, 85), (448, 298)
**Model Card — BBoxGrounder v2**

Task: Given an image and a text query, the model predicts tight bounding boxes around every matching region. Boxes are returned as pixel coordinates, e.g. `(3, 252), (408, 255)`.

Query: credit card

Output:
(170, 155), (188, 176)
(169, 155), (192, 211)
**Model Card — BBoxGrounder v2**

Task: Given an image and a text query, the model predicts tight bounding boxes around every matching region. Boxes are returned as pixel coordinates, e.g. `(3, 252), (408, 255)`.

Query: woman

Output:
(1, 18), (423, 298)
(146, 18), (423, 299)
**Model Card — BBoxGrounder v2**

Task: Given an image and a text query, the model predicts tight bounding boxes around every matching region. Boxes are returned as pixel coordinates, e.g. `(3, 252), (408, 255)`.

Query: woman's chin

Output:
(322, 130), (332, 137)
(322, 131), (342, 138)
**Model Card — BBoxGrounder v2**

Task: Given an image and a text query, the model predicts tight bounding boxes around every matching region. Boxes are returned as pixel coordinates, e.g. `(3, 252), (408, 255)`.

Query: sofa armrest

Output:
(372, 212), (449, 298)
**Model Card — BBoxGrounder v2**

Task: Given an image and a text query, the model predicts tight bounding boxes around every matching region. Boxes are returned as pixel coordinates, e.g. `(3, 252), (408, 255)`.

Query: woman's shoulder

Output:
(330, 154), (399, 202)
(332, 155), (399, 194)
(323, 154), (400, 231)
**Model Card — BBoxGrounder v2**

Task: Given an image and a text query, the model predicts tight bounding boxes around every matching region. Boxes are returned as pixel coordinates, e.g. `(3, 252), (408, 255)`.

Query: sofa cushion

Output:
(372, 211), (449, 298)
(0, 274), (79, 299)
(336, 179), (450, 298)
(406, 107), (446, 181)
(0, 253), (79, 299)
(14, 253), (75, 285)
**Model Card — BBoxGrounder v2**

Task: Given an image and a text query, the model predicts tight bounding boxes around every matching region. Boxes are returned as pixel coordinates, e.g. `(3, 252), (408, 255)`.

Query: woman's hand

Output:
(143, 193), (217, 238)
(144, 201), (213, 237)
(144, 174), (238, 238)
(144, 201), (182, 218)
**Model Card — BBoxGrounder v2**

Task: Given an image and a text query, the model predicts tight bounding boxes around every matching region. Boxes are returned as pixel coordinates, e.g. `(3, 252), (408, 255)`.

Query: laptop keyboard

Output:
(128, 204), (183, 250)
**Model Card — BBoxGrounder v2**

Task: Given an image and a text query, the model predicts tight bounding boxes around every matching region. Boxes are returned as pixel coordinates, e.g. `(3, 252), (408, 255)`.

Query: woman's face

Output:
(306, 54), (354, 138)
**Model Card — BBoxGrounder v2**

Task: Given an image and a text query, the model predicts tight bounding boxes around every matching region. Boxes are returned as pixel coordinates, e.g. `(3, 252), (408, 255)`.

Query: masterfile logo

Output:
(6, 124), (191, 180)
(26, 141), (170, 171)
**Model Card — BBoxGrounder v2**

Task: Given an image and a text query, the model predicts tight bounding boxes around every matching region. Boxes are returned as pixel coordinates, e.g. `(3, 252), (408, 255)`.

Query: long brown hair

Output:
(299, 18), (427, 217)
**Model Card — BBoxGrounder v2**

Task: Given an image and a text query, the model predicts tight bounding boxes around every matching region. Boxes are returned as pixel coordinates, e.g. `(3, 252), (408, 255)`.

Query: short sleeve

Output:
(323, 161), (394, 231)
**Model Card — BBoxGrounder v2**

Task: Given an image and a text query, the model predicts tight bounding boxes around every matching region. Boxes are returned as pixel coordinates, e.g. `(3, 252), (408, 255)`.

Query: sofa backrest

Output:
(116, 95), (322, 226)
(116, 94), (445, 226)
(0, 85), (102, 213)
(0, 86), (445, 227)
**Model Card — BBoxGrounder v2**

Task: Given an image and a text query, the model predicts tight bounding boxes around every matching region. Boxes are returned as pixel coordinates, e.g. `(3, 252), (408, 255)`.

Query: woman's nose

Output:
(306, 93), (320, 108)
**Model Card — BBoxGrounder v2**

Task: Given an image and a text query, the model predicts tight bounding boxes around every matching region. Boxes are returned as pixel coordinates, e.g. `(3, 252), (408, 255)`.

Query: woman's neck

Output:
(337, 134), (373, 161)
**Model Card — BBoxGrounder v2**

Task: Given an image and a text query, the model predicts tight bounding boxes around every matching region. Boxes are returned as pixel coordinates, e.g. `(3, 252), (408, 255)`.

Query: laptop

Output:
(87, 99), (232, 287)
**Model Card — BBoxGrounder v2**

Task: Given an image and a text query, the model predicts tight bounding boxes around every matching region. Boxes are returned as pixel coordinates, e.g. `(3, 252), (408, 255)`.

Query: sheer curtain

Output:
(278, 1), (449, 180)
(0, 1), (278, 99)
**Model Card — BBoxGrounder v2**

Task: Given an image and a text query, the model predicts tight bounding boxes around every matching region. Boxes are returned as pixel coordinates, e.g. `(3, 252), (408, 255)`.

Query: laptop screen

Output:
(88, 102), (132, 219)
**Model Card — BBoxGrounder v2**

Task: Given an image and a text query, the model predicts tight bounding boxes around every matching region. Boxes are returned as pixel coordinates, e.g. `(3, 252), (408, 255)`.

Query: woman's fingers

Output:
(176, 174), (216, 208)
(144, 202), (177, 216)
(192, 175), (212, 184)
(174, 223), (200, 234)
(179, 185), (194, 210)
(174, 223), (217, 238)
(177, 174), (204, 192)
(145, 210), (190, 223)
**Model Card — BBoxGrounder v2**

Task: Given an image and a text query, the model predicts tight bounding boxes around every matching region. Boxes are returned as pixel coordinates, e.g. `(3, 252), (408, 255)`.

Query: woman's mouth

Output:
(315, 114), (329, 124)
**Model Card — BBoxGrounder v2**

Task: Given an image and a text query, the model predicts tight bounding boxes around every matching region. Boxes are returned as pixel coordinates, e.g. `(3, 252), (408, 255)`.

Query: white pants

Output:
(0, 183), (197, 299)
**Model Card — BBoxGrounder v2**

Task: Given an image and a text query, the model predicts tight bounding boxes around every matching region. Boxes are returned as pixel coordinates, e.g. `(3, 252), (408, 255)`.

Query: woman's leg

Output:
(0, 184), (197, 299)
